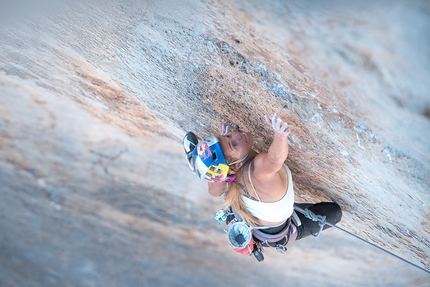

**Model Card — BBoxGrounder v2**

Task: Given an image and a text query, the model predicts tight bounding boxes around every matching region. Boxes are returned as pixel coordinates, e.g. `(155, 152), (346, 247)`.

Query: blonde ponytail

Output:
(223, 154), (260, 227)
(224, 182), (261, 227)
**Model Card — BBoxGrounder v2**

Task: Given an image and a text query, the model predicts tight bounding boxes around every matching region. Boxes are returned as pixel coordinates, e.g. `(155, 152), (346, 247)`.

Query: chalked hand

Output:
(264, 114), (291, 136)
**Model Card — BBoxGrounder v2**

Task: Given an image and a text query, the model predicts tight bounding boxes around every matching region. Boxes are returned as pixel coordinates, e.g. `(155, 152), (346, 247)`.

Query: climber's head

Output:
(183, 131), (254, 182)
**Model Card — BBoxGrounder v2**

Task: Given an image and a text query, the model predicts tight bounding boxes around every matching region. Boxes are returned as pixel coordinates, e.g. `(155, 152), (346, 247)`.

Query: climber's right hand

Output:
(264, 114), (291, 136)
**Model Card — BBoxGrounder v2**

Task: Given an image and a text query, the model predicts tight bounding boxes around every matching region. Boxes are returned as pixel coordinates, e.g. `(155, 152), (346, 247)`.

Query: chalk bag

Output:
(227, 222), (254, 255)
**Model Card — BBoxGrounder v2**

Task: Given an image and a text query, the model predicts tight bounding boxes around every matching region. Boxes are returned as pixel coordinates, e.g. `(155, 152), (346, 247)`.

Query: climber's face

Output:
(218, 131), (253, 165)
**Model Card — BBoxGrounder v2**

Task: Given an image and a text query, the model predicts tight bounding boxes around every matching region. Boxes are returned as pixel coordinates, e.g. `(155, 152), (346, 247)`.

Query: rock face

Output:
(1, 0), (429, 286)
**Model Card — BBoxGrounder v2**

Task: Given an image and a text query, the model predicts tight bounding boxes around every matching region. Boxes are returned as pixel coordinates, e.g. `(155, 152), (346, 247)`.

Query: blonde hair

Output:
(224, 155), (261, 227)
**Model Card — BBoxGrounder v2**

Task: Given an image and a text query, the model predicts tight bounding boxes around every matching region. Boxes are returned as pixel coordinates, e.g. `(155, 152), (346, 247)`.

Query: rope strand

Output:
(293, 205), (430, 274)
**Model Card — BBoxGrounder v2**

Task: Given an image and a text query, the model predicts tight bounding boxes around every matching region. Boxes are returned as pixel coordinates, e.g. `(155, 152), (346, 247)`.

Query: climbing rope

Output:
(293, 205), (430, 274)
(295, 206), (327, 237)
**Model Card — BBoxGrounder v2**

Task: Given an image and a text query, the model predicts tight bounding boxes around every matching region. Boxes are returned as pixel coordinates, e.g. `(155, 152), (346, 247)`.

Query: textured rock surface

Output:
(0, 0), (429, 286)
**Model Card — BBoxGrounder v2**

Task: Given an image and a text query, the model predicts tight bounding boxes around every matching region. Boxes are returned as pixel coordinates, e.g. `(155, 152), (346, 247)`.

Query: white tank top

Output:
(241, 164), (295, 222)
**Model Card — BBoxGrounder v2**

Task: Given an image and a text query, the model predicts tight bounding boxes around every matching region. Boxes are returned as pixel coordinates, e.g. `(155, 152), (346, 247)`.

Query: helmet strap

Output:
(228, 153), (248, 166)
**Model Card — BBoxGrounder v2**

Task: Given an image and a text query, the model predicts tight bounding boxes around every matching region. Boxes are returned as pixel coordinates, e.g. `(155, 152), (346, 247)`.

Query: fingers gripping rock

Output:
(221, 123), (230, 136)
(264, 114), (291, 136)
(220, 121), (240, 136)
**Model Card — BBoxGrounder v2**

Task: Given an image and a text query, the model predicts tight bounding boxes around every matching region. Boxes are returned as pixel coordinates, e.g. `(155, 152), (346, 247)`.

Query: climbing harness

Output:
(293, 205), (430, 274)
(217, 207), (299, 261)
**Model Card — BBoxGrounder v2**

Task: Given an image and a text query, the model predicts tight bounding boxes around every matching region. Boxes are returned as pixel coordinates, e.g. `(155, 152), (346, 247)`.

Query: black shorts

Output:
(294, 202), (342, 240)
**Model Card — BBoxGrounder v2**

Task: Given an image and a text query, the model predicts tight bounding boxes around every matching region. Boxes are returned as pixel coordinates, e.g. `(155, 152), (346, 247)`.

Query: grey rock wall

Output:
(0, 0), (429, 286)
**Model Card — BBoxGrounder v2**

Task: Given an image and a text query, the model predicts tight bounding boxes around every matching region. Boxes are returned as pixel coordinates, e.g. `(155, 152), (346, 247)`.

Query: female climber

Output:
(183, 114), (342, 255)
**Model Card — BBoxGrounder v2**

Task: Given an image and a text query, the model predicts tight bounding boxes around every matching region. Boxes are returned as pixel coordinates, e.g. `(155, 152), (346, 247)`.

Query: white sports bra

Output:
(240, 162), (295, 222)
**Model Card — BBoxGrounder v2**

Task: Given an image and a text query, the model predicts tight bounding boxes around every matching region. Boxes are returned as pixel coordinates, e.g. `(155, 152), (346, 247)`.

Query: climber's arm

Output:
(208, 181), (228, 197)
